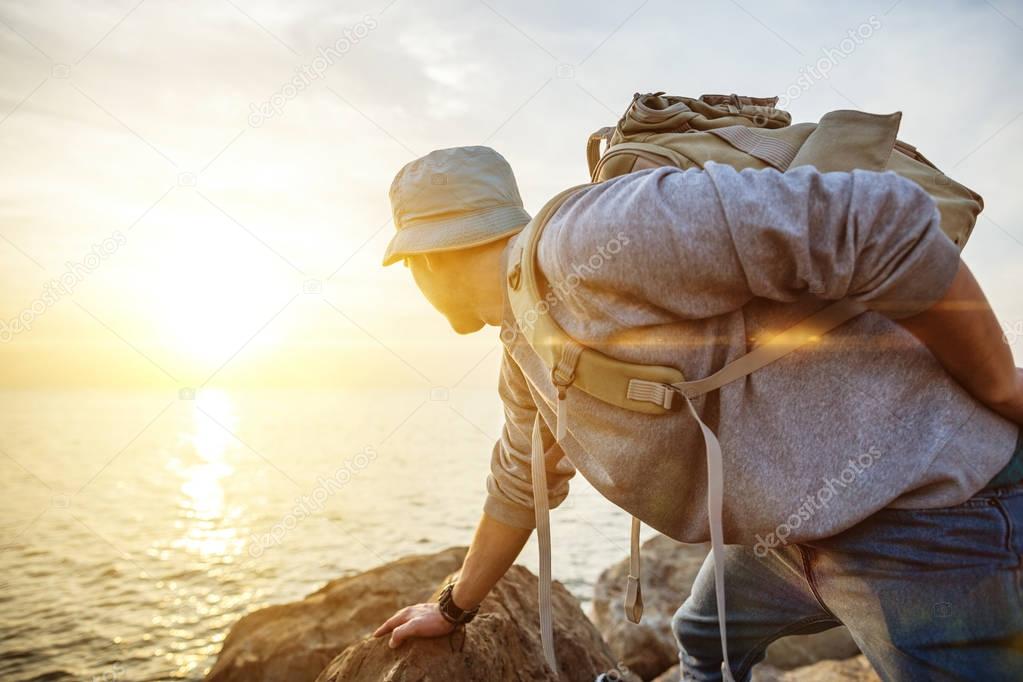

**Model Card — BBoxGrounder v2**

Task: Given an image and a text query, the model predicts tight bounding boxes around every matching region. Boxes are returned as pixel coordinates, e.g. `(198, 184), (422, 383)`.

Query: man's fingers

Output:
(388, 619), (420, 648)
(373, 607), (410, 637)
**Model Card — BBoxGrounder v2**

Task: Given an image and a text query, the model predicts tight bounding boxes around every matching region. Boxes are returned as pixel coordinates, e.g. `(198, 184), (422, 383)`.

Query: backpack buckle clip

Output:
(626, 378), (680, 412)
(551, 341), (584, 399)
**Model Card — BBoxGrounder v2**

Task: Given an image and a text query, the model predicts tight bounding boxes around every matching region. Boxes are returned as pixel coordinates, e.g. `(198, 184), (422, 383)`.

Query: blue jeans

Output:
(672, 480), (1023, 681)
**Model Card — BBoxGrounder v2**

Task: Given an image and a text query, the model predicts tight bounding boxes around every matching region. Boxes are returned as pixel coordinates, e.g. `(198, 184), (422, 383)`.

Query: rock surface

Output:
(593, 535), (860, 680)
(651, 665), (679, 682)
(654, 655), (879, 682)
(592, 536), (710, 679)
(205, 547), (468, 682)
(208, 546), (632, 682)
(758, 655), (881, 681)
(316, 563), (630, 682)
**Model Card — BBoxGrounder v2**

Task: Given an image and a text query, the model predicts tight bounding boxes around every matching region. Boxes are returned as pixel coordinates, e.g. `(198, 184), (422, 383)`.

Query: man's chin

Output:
(450, 318), (485, 335)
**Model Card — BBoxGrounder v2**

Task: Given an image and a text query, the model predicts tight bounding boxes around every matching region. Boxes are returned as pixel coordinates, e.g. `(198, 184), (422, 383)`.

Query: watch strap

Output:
(438, 581), (479, 625)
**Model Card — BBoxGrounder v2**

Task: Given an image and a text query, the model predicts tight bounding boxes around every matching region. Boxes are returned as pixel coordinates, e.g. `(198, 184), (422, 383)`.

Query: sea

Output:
(0, 387), (658, 681)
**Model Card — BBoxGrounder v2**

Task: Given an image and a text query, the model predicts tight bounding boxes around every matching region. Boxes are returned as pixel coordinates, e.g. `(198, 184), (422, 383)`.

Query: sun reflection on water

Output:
(169, 389), (242, 558)
(138, 389), (255, 678)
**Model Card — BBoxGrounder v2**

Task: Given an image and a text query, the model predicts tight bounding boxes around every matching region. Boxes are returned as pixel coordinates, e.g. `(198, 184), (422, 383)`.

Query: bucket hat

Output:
(383, 146), (531, 266)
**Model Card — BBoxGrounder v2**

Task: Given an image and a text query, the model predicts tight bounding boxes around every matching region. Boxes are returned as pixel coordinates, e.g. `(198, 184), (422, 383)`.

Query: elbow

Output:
(852, 215), (961, 319)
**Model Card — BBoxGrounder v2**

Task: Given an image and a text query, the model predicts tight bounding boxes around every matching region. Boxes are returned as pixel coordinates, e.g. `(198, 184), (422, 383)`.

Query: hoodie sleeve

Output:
(541, 163), (961, 321)
(483, 347), (575, 530)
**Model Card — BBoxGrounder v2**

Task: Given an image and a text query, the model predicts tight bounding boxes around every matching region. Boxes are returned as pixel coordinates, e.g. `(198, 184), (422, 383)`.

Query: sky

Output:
(0, 0), (1021, 392)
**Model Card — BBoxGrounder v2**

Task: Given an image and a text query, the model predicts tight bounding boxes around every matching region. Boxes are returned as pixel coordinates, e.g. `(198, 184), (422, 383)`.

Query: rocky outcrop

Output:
(207, 546), (632, 682)
(207, 537), (871, 682)
(592, 535), (860, 680)
(315, 563), (631, 682)
(205, 547), (468, 682)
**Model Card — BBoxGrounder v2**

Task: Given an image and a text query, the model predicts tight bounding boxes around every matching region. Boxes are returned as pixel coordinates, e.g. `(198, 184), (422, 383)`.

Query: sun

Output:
(138, 212), (301, 372)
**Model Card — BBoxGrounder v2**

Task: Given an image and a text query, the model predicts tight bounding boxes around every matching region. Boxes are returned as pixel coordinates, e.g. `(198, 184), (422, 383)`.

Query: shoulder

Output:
(537, 165), (727, 273)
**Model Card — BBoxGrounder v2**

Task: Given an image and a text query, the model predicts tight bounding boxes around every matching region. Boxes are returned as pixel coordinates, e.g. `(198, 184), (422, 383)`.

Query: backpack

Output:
(507, 92), (984, 679)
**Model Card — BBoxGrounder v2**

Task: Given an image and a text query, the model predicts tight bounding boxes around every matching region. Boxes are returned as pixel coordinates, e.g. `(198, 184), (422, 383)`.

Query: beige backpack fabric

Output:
(508, 92), (984, 679)
(589, 92), (981, 249)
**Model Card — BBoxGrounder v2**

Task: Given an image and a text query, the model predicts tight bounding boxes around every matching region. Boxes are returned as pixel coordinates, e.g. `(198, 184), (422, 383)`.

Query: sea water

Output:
(0, 387), (654, 681)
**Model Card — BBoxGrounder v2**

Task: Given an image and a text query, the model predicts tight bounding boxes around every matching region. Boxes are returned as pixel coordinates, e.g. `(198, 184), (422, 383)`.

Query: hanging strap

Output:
(531, 413), (558, 674)
(619, 392), (736, 680)
(624, 516), (643, 623)
(531, 342), (584, 675)
(682, 391), (735, 682)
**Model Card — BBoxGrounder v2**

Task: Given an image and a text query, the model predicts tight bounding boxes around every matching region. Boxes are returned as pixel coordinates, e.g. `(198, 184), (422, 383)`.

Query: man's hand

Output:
(371, 514), (531, 650)
(372, 602), (456, 648)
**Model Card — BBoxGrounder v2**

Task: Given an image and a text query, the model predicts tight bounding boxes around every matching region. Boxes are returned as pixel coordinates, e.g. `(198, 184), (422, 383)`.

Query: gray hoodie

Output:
(485, 162), (1019, 546)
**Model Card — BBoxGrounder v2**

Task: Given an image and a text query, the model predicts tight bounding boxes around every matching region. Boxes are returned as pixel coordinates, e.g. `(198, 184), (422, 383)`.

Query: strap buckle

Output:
(626, 378), (682, 411)
(551, 364), (575, 388)
(551, 342), (584, 397)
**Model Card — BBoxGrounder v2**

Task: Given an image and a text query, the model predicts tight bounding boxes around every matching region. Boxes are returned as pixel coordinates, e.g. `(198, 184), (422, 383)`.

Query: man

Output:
(372, 145), (1023, 681)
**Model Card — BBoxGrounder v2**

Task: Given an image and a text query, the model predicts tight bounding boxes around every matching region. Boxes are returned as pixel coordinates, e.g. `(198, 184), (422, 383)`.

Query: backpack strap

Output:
(586, 127), (616, 179)
(626, 298), (868, 408)
(507, 185), (687, 415)
(530, 413), (558, 673)
(590, 141), (694, 181)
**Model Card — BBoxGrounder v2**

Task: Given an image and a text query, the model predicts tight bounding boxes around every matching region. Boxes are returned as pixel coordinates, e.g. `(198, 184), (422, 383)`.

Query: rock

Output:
(316, 563), (633, 682)
(753, 655), (880, 681)
(652, 664), (679, 682)
(592, 535), (860, 680)
(592, 535), (709, 680)
(654, 655), (878, 682)
(205, 547), (468, 682)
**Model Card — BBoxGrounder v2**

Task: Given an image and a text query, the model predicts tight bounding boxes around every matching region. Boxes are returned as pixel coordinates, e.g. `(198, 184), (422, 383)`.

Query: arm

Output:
(544, 163), (962, 320)
(897, 260), (1023, 425)
(374, 349), (573, 647)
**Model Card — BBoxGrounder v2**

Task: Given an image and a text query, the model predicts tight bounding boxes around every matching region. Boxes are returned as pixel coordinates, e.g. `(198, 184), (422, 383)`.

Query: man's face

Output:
(407, 255), (485, 334)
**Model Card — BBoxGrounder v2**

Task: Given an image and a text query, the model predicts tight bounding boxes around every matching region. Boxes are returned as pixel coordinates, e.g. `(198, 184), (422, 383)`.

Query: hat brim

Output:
(382, 204), (531, 266)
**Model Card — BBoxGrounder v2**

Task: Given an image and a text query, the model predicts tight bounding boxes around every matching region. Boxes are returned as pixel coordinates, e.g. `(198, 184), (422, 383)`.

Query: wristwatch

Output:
(437, 581), (480, 626)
